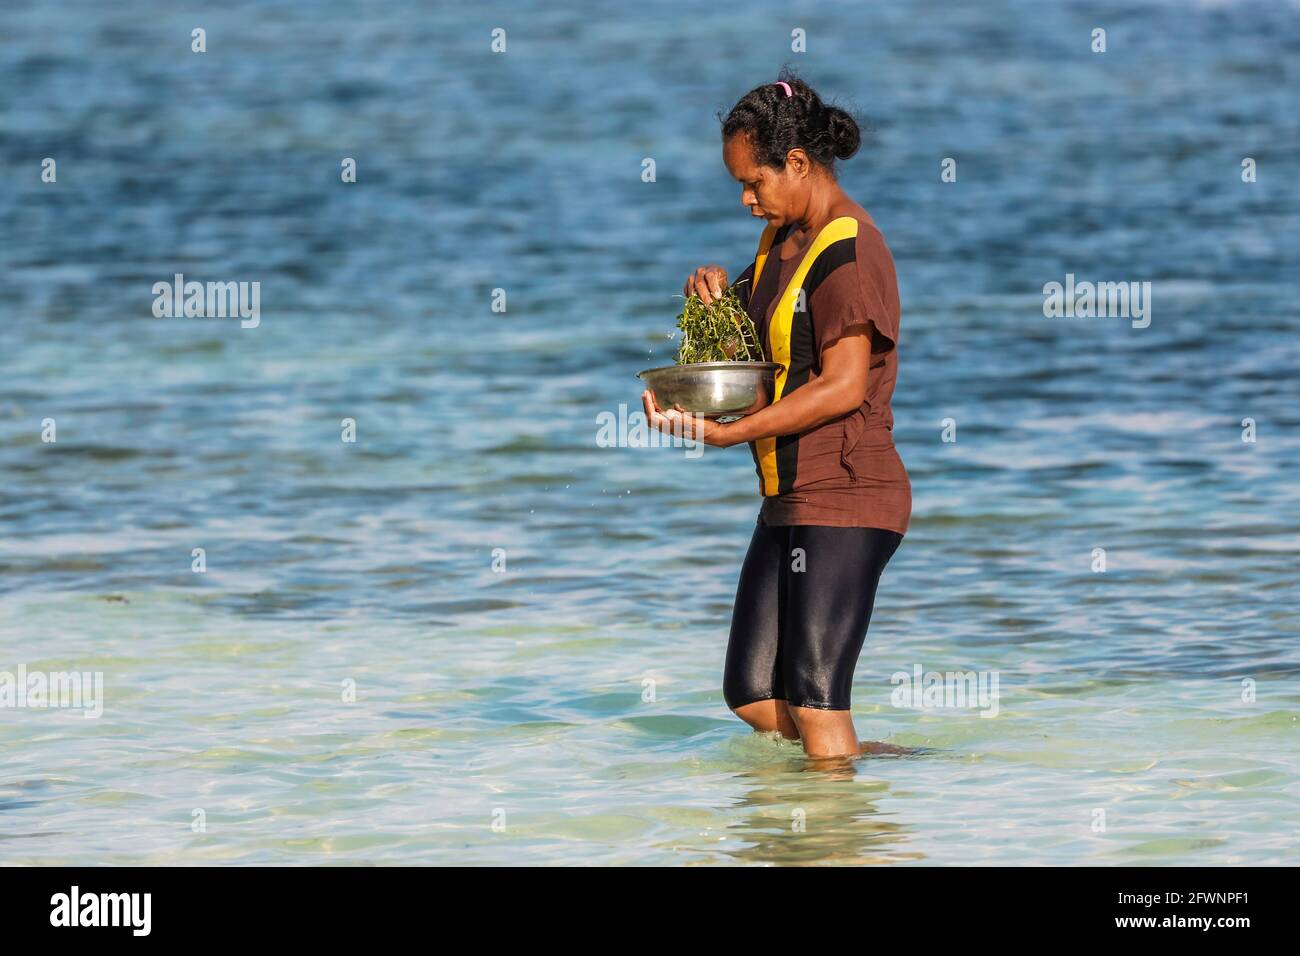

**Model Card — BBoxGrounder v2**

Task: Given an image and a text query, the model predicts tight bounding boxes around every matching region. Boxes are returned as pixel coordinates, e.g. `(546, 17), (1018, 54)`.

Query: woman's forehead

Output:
(724, 134), (760, 175)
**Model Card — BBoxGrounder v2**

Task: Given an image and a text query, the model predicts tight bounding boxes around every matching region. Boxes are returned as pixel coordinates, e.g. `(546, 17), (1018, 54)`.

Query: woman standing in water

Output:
(642, 71), (911, 759)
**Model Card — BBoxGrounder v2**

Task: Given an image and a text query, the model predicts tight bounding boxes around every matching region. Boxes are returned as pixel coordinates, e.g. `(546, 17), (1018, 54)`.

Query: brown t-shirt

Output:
(733, 212), (911, 535)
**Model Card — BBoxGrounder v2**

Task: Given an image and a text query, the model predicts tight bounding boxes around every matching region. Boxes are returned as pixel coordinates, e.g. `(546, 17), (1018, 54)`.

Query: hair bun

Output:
(825, 106), (861, 161)
(721, 75), (862, 174)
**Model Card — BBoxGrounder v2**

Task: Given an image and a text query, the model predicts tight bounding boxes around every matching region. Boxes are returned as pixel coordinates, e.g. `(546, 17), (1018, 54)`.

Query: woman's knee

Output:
(731, 697), (801, 739)
(722, 678), (763, 714)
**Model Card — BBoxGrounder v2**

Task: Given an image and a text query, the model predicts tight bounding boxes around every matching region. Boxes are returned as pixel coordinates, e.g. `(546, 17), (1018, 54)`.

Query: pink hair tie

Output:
(775, 81), (792, 97)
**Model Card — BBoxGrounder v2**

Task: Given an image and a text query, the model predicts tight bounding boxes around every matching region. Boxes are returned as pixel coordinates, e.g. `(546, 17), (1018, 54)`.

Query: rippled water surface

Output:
(1, 0), (1298, 865)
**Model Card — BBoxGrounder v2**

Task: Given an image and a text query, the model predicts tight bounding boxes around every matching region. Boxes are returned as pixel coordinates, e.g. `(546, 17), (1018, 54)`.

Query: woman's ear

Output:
(785, 148), (812, 179)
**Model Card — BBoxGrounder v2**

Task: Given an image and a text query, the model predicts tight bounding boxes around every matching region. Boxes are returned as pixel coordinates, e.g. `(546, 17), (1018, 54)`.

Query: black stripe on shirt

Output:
(772, 236), (857, 493)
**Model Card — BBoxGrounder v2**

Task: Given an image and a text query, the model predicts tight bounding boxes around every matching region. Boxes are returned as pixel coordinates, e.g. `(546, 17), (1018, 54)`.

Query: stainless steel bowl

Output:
(636, 361), (782, 417)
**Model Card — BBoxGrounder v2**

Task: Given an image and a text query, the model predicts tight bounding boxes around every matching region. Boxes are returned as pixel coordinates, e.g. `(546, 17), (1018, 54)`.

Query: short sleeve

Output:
(807, 229), (899, 357)
(807, 262), (882, 356)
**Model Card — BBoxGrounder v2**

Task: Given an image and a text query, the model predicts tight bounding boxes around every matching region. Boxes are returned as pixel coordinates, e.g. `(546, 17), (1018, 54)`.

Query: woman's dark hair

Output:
(718, 68), (861, 174)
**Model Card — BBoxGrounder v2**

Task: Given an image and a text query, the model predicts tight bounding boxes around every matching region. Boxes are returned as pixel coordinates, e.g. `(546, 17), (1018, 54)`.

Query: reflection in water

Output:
(707, 745), (926, 865)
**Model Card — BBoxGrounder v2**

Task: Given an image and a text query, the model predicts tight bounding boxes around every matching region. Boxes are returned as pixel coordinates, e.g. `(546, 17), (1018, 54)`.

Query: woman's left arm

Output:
(642, 329), (871, 447)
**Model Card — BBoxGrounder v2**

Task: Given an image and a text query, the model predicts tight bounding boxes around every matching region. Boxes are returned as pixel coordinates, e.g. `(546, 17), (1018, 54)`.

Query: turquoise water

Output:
(1, 0), (1298, 865)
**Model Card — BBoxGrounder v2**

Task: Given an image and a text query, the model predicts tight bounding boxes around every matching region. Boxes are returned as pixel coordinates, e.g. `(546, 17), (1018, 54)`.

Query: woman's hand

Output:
(683, 265), (729, 306)
(684, 265), (750, 356)
(641, 389), (737, 447)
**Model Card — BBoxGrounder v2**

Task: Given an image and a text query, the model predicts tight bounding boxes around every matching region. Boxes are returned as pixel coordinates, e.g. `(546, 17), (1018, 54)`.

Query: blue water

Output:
(1, 0), (1298, 865)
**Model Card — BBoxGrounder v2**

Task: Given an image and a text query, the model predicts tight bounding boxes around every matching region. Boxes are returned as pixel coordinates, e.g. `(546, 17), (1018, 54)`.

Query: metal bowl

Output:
(636, 361), (782, 417)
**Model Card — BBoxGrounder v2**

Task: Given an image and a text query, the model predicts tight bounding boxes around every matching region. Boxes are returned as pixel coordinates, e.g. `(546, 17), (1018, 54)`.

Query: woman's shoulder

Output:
(833, 205), (885, 244)
(843, 211), (895, 274)
(812, 207), (900, 330)
(815, 206), (889, 268)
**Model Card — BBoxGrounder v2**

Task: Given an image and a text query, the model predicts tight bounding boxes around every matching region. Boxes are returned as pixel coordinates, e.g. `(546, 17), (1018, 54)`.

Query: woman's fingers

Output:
(707, 266), (727, 302)
(644, 389), (675, 424)
(692, 272), (713, 306)
(643, 389), (693, 437)
(685, 268), (706, 300)
(685, 266), (727, 306)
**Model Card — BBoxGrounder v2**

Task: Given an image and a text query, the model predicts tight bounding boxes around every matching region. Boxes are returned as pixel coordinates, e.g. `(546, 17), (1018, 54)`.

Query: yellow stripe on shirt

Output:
(755, 216), (860, 496)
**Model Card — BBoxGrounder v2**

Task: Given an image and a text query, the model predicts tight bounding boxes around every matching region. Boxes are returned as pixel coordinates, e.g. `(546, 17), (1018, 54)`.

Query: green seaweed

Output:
(672, 279), (764, 364)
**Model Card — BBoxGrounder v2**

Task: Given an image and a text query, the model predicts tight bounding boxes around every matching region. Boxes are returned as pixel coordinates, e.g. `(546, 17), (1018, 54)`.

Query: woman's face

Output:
(724, 132), (801, 228)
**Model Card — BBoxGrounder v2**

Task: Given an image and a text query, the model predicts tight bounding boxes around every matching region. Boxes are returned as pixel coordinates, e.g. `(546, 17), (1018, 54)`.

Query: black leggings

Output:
(723, 519), (903, 712)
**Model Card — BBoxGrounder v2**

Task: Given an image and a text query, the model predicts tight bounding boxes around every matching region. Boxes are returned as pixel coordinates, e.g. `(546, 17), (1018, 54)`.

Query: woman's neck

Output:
(790, 181), (848, 240)
(782, 183), (849, 256)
